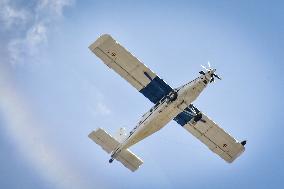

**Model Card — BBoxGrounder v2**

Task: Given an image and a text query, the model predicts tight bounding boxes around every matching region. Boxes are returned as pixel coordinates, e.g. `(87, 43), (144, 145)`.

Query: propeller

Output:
(200, 61), (222, 83)
(201, 64), (209, 71)
(201, 61), (211, 71)
(200, 62), (209, 75)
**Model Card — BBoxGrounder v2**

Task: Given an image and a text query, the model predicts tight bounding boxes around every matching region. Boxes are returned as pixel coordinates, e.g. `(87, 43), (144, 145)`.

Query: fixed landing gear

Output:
(109, 158), (114, 163)
(193, 112), (202, 122)
(168, 91), (178, 102)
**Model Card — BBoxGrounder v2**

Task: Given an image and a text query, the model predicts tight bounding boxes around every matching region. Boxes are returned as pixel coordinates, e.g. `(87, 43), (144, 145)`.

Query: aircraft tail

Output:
(88, 128), (143, 172)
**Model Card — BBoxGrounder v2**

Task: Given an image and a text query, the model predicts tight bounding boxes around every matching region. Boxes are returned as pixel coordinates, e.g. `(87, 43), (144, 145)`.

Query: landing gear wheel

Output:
(169, 91), (178, 102)
(193, 112), (202, 122)
(109, 158), (114, 163)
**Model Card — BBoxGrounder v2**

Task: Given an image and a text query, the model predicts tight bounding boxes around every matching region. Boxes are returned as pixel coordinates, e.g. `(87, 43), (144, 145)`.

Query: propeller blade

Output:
(213, 73), (222, 80)
(201, 65), (209, 71)
(207, 61), (211, 69)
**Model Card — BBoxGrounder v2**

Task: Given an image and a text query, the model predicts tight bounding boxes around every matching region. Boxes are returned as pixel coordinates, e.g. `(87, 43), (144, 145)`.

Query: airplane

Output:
(88, 34), (246, 172)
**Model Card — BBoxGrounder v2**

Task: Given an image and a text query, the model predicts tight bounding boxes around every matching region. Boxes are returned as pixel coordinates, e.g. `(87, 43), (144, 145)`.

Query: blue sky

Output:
(0, 0), (283, 188)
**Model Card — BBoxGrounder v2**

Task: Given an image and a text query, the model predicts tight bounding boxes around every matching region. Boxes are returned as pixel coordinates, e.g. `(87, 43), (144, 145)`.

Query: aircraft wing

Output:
(174, 105), (245, 163)
(89, 34), (172, 104)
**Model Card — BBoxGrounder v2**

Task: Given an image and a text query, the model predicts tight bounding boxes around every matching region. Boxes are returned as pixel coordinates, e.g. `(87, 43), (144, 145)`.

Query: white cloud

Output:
(26, 22), (48, 47)
(69, 68), (112, 116)
(8, 22), (48, 64)
(96, 102), (111, 115)
(37, 0), (74, 16)
(0, 0), (74, 65)
(0, 0), (29, 29)
(0, 1), (91, 188)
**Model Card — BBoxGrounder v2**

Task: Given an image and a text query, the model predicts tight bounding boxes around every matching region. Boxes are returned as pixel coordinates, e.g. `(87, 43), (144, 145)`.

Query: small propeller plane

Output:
(88, 34), (246, 172)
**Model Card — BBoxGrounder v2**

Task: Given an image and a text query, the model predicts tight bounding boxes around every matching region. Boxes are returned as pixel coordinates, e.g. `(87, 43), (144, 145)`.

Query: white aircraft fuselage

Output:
(111, 69), (215, 158)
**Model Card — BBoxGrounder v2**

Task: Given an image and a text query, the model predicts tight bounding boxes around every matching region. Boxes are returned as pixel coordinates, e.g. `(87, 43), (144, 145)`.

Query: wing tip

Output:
(89, 34), (113, 51)
(226, 145), (246, 163)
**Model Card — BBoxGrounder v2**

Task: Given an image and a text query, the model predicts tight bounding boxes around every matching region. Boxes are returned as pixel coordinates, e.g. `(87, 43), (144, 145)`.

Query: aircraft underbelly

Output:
(123, 105), (180, 149)
(121, 83), (204, 150)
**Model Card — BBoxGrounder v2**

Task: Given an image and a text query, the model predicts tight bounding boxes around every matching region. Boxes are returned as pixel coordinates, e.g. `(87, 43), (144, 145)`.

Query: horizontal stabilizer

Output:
(88, 128), (143, 172)
(88, 128), (119, 153)
(116, 149), (143, 172)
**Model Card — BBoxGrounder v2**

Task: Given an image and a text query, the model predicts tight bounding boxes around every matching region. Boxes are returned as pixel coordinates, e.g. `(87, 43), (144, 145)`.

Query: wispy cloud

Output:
(0, 0), (30, 29)
(37, 0), (74, 16)
(0, 0), (74, 65)
(95, 101), (111, 115)
(0, 1), (94, 189)
(70, 68), (112, 116)
(92, 88), (112, 116)
(8, 22), (48, 63)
